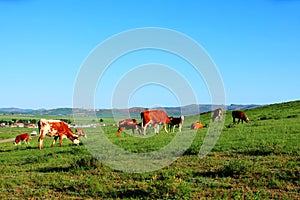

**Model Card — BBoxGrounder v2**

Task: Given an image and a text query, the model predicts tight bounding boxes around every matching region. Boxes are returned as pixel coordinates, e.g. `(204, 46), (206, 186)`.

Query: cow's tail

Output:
(140, 112), (144, 128)
(37, 120), (41, 134)
(37, 120), (41, 142)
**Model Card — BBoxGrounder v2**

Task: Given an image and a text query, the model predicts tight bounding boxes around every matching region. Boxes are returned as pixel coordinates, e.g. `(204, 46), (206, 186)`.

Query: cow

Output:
(168, 116), (184, 133)
(117, 118), (141, 137)
(232, 111), (249, 124)
(140, 110), (170, 135)
(13, 133), (30, 145)
(38, 119), (80, 150)
(75, 128), (87, 138)
(191, 121), (203, 130)
(212, 108), (223, 122)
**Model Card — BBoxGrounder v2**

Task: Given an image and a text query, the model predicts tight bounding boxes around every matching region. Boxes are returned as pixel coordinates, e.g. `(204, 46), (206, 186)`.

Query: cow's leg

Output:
(143, 123), (149, 135)
(59, 135), (63, 147)
(52, 136), (59, 147)
(238, 118), (241, 124)
(171, 124), (175, 133)
(163, 123), (168, 133)
(38, 135), (44, 150)
(179, 124), (182, 132)
(137, 125), (141, 135)
(156, 124), (160, 134)
(233, 117), (236, 124)
(117, 127), (123, 137)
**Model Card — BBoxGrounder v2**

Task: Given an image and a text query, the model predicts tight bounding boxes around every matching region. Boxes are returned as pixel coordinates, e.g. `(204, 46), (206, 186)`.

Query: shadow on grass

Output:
(236, 144), (283, 156)
(194, 159), (252, 178)
(38, 166), (71, 173)
(0, 149), (14, 153)
(106, 189), (153, 199)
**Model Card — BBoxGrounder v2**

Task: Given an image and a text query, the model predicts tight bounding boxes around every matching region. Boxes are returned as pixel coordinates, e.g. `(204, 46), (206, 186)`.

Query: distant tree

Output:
(59, 119), (73, 124)
(100, 119), (103, 122)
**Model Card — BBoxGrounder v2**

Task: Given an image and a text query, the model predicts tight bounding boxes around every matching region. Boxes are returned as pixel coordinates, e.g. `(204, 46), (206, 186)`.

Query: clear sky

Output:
(0, 0), (299, 109)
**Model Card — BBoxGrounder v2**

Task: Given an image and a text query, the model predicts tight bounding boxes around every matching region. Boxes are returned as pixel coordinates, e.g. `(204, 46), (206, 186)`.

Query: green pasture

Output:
(0, 101), (299, 199)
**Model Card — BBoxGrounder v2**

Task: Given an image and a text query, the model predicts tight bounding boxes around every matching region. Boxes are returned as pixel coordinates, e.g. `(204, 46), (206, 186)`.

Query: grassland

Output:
(0, 101), (299, 199)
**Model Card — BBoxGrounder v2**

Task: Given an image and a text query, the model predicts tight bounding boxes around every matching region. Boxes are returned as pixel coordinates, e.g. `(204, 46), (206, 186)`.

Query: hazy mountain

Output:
(0, 107), (34, 114)
(0, 104), (261, 117)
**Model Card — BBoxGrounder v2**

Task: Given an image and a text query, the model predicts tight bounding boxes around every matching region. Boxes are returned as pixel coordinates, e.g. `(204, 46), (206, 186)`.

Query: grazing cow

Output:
(191, 121), (203, 130)
(75, 128), (87, 138)
(168, 116), (185, 133)
(38, 119), (80, 150)
(117, 118), (141, 137)
(212, 108), (223, 122)
(14, 133), (30, 145)
(140, 110), (170, 135)
(232, 111), (249, 124)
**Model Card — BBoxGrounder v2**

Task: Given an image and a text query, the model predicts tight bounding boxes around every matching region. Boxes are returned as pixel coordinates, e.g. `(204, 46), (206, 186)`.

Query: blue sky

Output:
(0, 0), (299, 109)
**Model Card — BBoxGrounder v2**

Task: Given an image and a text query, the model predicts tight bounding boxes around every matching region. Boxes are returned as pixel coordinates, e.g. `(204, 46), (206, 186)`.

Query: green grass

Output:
(0, 101), (299, 199)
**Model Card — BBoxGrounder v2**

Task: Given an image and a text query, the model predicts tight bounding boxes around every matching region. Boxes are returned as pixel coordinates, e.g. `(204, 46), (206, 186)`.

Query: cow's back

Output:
(149, 110), (169, 123)
(232, 111), (241, 118)
(39, 119), (73, 137)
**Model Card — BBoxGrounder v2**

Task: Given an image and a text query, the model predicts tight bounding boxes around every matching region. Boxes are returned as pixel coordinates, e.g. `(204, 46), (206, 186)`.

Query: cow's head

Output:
(76, 128), (87, 138)
(72, 135), (80, 145)
(246, 117), (250, 123)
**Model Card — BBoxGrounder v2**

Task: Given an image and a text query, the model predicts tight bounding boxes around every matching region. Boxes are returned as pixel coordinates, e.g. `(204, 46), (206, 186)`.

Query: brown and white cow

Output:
(212, 108), (223, 122)
(117, 118), (141, 137)
(232, 111), (249, 124)
(75, 128), (87, 138)
(38, 119), (80, 149)
(14, 133), (30, 145)
(191, 121), (203, 130)
(168, 116), (184, 133)
(140, 110), (170, 135)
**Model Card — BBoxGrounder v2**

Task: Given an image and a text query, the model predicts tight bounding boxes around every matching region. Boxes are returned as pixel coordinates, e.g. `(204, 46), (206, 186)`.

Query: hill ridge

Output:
(0, 104), (262, 117)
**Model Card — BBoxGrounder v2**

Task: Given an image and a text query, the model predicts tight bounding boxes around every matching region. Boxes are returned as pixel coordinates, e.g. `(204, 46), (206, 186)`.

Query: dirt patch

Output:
(0, 138), (15, 143)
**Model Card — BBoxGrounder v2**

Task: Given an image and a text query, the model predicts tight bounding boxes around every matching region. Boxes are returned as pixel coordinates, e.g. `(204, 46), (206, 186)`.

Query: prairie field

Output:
(0, 101), (299, 199)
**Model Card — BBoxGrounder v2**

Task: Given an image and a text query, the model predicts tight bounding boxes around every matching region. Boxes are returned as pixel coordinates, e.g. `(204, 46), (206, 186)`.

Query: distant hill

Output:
(0, 104), (261, 117)
(0, 107), (34, 114)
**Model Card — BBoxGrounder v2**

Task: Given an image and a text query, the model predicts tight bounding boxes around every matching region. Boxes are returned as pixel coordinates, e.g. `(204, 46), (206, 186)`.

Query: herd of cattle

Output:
(12, 109), (249, 149)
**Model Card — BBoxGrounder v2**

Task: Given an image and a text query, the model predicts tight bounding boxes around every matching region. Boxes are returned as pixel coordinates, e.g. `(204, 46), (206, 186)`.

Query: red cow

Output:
(14, 133), (30, 145)
(191, 121), (203, 130)
(75, 128), (87, 138)
(168, 116), (185, 133)
(232, 111), (249, 124)
(38, 119), (80, 149)
(212, 108), (223, 122)
(117, 118), (141, 137)
(140, 110), (170, 135)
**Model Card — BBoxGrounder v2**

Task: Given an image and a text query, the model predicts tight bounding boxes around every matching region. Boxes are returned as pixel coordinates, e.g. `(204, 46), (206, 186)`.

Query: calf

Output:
(14, 133), (30, 145)
(168, 116), (184, 133)
(76, 128), (87, 138)
(212, 108), (223, 122)
(191, 121), (203, 130)
(117, 118), (140, 137)
(232, 111), (249, 124)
